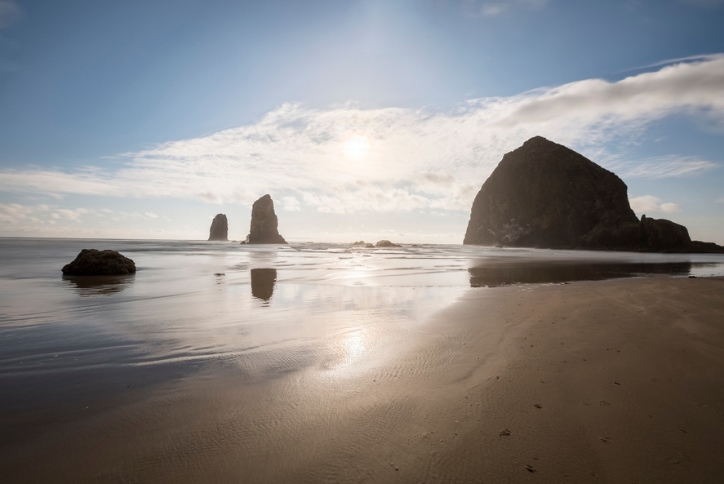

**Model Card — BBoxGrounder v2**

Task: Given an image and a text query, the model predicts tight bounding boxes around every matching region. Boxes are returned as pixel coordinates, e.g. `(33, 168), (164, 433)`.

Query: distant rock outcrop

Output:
(246, 194), (287, 244)
(464, 136), (724, 253)
(351, 240), (376, 248)
(376, 240), (401, 248)
(62, 249), (136, 276)
(208, 214), (228, 241)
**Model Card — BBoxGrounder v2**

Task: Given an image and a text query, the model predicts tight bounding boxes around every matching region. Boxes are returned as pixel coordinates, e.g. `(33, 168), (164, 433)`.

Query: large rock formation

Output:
(208, 214), (228, 241)
(62, 249), (136, 275)
(246, 194), (287, 244)
(464, 136), (723, 253)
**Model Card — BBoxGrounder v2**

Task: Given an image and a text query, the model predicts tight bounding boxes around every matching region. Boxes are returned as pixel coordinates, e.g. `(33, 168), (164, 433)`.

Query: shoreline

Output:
(2, 276), (724, 483)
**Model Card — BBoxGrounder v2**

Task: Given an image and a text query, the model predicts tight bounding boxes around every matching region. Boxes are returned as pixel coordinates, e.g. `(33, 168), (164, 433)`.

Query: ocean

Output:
(2, 238), (724, 403)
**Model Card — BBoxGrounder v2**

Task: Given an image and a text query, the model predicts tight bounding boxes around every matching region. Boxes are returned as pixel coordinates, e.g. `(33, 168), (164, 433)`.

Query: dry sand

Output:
(3, 276), (724, 483)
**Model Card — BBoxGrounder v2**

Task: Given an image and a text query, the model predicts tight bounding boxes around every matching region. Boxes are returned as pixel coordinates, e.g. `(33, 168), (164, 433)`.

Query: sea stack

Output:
(246, 194), (287, 244)
(464, 136), (723, 253)
(208, 214), (229, 241)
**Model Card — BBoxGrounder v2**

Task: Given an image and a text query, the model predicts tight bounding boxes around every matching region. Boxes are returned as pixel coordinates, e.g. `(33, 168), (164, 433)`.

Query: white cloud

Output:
(53, 208), (83, 222)
(629, 195), (682, 214)
(281, 196), (301, 212)
(0, 203), (32, 224)
(1, 56), (723, 215)
(491, 58), (724, 128)
(0, 204), (94, 225)
(659, 203), (681, 213)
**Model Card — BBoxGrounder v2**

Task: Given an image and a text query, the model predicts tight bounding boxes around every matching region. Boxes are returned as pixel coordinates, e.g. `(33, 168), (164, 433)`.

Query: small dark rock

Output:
(62, 249), (136, 276)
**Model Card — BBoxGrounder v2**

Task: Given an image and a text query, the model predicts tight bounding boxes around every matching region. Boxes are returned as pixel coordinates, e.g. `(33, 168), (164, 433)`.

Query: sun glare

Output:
(344, 134), (371, 160)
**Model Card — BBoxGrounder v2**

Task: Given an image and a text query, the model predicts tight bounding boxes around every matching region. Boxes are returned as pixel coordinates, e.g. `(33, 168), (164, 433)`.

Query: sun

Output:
(344, 134), (371, 160)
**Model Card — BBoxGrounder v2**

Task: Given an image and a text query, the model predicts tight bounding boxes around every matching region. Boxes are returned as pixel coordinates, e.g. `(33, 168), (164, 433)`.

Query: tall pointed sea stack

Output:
(246, 194), (287, 244)
(208, 214), (229, 241)
(464, 136), (723, 252)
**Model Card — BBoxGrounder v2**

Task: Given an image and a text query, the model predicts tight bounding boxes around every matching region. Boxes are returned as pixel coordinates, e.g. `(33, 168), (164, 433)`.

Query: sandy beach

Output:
(2, 275), (724, 483)
(3, 1), (724, 482)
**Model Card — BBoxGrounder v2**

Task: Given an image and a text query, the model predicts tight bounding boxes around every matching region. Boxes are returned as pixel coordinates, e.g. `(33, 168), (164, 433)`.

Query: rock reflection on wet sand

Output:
(62, 274), (135, 296)
(467, 260), (711, 287)
(251, 268), (277, 301)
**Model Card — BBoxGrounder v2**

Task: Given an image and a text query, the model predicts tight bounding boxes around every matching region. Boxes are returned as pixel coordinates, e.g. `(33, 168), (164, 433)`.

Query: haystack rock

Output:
(208, 214), (228, 241)
(464, 136), (724, 253)
(246, 194), (287, 244)
(62, 249), (136, 276)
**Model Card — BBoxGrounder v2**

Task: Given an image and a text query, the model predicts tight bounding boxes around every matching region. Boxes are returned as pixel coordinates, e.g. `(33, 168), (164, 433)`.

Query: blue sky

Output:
(1, 0), (723, 243)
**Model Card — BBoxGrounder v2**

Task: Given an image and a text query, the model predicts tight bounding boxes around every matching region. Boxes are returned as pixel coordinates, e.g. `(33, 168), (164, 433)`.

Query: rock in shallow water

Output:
(375, 240), (401, 248)
(62, 249), (136, 276)
(246, 194), (287, 244)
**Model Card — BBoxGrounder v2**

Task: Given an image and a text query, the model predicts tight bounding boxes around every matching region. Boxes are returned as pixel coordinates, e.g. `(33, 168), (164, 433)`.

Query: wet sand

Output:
(3, 276), (724, 483)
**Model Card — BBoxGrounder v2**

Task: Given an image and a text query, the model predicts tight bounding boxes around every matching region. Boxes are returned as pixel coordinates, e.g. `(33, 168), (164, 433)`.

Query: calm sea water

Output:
(1, 237), (723, 418)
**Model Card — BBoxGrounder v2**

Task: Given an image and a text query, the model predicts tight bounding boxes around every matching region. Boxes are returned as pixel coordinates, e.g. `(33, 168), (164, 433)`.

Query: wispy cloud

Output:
(0, 203), (33, 224)
(0, 1), (20, 30)
(465, 0), (549, 17)
(0, 203), (160, 228)
(609, 155), (718, 178)
(629, 195), (682, 214)
(621, 54), (724, 73)
(678, 0), (724, 8)
(1, 56), (723, 215)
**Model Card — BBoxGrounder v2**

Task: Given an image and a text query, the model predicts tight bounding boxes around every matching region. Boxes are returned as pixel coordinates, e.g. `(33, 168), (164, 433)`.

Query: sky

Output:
(0, 0), (723, 244)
